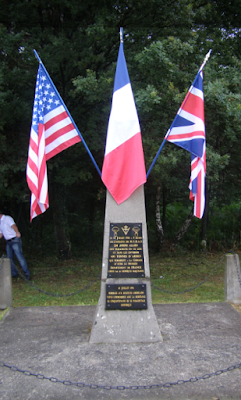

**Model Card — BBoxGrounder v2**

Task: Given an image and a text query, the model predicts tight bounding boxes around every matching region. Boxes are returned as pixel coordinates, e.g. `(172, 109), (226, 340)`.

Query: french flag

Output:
(101, 39), (146, 204)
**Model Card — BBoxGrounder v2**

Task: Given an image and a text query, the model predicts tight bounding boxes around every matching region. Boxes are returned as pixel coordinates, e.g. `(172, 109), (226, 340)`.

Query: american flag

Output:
(26, 64), (81, 221)
(166, 70), (206, 218)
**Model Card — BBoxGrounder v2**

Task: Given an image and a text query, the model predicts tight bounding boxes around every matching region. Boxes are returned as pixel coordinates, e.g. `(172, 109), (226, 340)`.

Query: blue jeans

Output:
(6, 237), (30, 279)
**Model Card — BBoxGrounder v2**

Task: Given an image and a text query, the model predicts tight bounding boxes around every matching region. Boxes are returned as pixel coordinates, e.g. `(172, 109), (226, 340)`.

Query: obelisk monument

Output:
(89, 186), (162, 343)
(89, 28), (162, 343)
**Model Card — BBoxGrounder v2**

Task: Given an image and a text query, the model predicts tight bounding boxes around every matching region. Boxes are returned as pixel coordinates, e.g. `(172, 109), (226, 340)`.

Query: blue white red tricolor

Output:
(101, 41), (146, 204)
(166, 71), (206, 218)
(26, 64), (81, 221)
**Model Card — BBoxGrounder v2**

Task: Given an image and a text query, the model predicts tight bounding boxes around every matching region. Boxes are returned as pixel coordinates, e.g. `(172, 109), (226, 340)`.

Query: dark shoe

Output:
(25, 275), (31, 281)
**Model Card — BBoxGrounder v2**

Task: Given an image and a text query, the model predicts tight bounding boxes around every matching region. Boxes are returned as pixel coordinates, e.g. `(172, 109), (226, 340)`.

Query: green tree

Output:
(0, 0), (241, 255)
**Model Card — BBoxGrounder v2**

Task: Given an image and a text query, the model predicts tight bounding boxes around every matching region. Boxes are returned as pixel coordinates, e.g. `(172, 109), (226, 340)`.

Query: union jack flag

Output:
(26, 64), (81, 221)
(166, 70), (206, 218)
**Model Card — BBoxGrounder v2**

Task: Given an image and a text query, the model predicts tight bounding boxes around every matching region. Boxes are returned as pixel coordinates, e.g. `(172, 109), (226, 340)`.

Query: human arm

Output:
(0, 233), (2, 239)
(11, 224), (21, 238)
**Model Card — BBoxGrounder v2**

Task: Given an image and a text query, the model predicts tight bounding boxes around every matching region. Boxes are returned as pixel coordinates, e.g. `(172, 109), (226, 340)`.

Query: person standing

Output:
(0, 211), (30, 280)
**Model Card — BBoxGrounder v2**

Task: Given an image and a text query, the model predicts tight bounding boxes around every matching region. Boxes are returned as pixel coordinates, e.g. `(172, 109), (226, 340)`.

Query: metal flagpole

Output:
(146, 49), (212, 179)
(120, 27), (123, 43)
(33, 49), (102, 178)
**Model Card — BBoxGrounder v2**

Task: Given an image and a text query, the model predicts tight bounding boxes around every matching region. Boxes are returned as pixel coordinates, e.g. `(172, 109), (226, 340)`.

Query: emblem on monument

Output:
(111, 226), (120, 239)
(132, 226), (140, 237)
(121, 225), (131, 235)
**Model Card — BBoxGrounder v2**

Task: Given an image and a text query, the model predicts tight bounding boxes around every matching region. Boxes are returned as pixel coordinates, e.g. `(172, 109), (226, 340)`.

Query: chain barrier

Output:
(1, 360), (241, 390)
(151, 253), (226, 295)
(12, 251), (235, 297)
(2, 251), (241, 391)
(13, 264), (100, 297)
(9, 250), (241, 297)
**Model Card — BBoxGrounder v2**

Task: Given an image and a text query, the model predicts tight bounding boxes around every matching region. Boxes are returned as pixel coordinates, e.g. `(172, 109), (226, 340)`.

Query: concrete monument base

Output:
(89, 186), (162, 343)
(89, 281), (161, 343)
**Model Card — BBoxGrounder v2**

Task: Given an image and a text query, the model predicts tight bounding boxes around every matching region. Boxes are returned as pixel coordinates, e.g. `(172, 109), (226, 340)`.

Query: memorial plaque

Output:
(106, 284), (147, 310)
(108, 223), (145, 278)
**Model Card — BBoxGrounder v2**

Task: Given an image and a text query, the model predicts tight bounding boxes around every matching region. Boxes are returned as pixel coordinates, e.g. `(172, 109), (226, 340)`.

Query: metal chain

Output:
(151, 253), (225, 295)
(14, 265), (100, 297)
(1, 360), (240, 390)
(2, 251), (241, 390)
(11, 250), (240, 298)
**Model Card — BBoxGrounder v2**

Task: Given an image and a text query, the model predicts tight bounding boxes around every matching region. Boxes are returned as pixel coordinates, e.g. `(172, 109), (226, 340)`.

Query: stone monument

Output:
(89, 186), (162, 343)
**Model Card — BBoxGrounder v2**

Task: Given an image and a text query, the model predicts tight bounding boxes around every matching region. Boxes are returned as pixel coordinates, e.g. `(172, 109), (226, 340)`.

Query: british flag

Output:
(166, 71), (206, 218)
(26, 64), (81, 221)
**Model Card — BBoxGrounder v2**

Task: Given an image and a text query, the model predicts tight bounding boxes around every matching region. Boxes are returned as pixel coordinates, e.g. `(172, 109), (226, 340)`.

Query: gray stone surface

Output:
(225, 254), (241, 304)
(0, 302), (241, 399)
(90, 187), (162, 343)
(0, 258), (12, 309)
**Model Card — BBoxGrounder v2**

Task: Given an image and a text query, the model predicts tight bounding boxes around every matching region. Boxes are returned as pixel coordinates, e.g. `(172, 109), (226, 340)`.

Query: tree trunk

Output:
(162, 184), (167, 232)
(172, 208), (194, 248)
(52, 180), (72, 260)
(86, 195), (96, 249)
(155, 183), (165, 248)
(201, 182), (209, 252)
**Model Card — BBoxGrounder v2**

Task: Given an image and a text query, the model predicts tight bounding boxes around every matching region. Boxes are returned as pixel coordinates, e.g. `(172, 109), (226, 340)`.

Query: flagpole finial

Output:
(199, 49), (212, 72)
(120, 27), (123, 43)
(204, 49), (212, 64)
(33, 49), (42, 64)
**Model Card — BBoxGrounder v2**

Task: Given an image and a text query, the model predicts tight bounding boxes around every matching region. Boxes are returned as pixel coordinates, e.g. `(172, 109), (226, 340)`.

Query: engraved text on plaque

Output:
(106, 284), (147, 310)
(108, 223), (145, 278)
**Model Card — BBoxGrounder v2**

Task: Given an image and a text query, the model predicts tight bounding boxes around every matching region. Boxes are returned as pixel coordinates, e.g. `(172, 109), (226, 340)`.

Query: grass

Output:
(12, 254), (102, 307)
(1, 250), (241, 317)
(0, 308), (8, 321)
(150, 251), (226, 304)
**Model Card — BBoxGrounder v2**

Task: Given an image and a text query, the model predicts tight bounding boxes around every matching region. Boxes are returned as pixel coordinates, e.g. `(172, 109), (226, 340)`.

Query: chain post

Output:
(232, 252), (241, 289)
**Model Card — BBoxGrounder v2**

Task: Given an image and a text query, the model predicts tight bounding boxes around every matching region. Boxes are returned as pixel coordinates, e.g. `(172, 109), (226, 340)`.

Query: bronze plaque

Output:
(106, 284), (147, 310)
(108, 223), (145, 278)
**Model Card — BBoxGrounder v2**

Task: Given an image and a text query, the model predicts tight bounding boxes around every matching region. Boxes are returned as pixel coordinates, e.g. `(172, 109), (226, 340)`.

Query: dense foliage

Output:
(0, 0), (241, 257)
